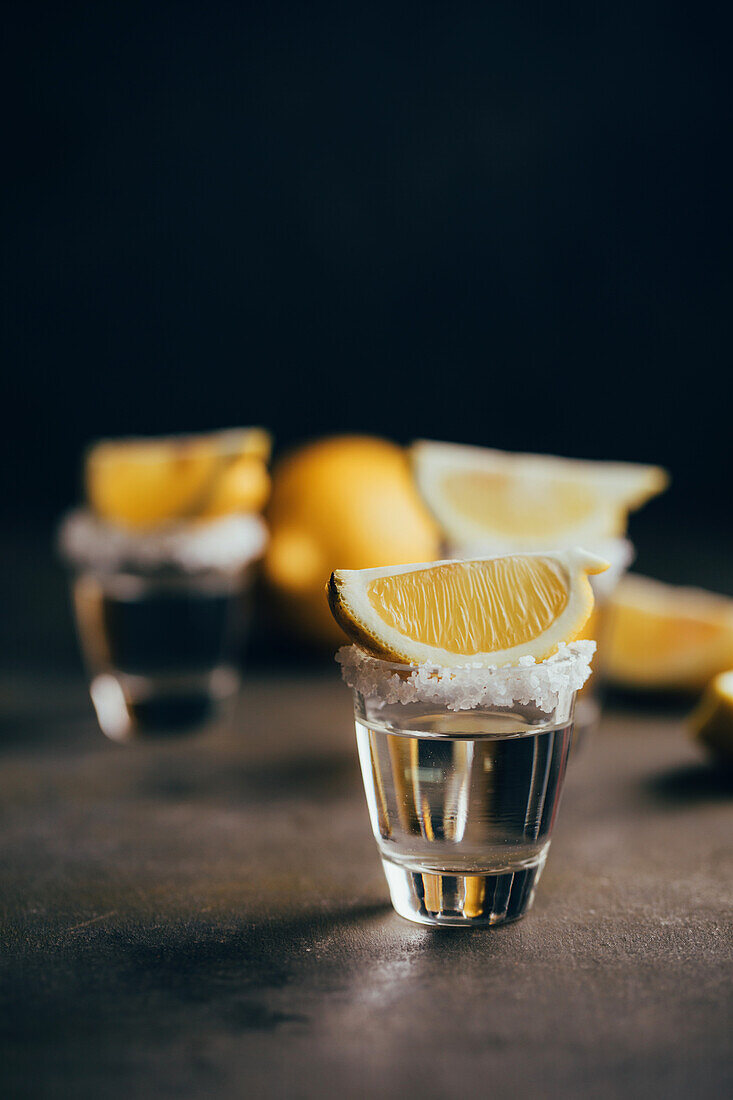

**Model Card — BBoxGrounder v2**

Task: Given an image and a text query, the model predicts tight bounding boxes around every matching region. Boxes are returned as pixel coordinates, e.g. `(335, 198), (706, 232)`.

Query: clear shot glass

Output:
(338, 645), (593, 927)
(58, 511), (267, 742)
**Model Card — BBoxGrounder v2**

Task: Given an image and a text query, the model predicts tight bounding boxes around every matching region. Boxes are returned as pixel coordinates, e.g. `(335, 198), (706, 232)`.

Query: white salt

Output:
(336, 640), (596, 713)
(58, 509), (268, 573)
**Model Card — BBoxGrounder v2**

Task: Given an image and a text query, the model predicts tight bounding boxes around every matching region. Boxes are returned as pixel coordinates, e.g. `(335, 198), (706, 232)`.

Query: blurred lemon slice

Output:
(690, 671), (733, 766)
(86, 428), (271, 530)
(606, 575), (733, 690)
(410, 441), (668, 551)
(328, 549), (608, 666)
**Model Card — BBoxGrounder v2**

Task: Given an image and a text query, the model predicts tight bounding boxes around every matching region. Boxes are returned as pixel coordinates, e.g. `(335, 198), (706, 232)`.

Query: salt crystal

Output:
(336, 641), (596, 713)
(58, 508), (267, 573)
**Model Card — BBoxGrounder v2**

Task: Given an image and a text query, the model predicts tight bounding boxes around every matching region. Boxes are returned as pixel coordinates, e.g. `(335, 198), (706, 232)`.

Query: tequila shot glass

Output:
(59, 510), (267, 742)
(338, 644), (593, 927)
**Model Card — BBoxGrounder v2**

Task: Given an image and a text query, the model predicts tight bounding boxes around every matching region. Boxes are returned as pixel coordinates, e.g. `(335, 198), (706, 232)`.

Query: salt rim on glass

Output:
(58, 508), (268, 573)
(336, 640), (596, 713)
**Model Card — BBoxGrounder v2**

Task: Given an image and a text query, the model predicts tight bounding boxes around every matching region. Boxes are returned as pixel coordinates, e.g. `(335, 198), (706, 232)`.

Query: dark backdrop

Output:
(3, 2), (731, 529)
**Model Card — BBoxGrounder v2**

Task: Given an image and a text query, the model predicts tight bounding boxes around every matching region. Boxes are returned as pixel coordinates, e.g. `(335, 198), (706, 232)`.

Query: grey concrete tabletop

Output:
(1, 663), (732, 1100)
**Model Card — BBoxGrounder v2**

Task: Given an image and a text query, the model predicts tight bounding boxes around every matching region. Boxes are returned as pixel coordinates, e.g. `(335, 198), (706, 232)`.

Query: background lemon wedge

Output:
(689, 671), (733, 766)
(411, 440), (668, 551)
(328, 549), (608, 666)
(86, 427), (271, 530)
(606, 575), (733, 691)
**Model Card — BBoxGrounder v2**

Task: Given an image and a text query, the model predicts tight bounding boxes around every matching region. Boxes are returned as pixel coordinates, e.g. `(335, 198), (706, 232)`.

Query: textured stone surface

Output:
(1, 670), (732, 1099)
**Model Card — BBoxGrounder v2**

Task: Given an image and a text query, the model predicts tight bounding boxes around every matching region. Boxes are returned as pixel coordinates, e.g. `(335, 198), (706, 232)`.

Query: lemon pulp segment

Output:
(367, 557), (568, 655)
(442, 471), (598, 538)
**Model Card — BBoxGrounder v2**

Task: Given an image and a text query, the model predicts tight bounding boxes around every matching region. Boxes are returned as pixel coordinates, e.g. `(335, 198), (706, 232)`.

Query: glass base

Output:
(89, 667), (240, 742)
(382, 855), (546, 928)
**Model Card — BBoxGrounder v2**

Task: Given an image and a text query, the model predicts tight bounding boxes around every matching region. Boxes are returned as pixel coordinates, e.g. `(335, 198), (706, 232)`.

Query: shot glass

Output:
(59, 510), (267, 742)
(338, 644), (593, 927)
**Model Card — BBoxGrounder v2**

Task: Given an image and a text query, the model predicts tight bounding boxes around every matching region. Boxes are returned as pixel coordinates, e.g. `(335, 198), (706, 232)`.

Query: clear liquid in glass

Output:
(73, 569), (247, 741)
(355, 708), (573, 925)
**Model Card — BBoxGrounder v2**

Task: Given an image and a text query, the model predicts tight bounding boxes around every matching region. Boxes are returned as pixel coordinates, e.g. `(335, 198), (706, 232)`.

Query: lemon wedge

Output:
(86, 428), (272, 530)
(606, 575), (733, 691)
(328, 549), (608, 666)
(410, 441), (668, 551)
(689, 671), (733, 766)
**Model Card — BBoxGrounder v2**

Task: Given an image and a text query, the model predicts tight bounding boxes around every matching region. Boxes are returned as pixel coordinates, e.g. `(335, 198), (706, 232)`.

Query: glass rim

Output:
(339, 643), (592, 675)
(336, 641), (596, 714)
(57, 507), (267, 574)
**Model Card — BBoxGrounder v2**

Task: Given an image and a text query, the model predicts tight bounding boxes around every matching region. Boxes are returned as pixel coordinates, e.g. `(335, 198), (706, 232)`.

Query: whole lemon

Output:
(264, 435), (440, 647)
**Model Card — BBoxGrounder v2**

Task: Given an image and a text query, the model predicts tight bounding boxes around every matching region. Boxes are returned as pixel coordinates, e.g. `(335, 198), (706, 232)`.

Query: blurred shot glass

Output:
(338, 644), (593, 927)
(572, 538), (633, 748)
(59, 511), (266, 742)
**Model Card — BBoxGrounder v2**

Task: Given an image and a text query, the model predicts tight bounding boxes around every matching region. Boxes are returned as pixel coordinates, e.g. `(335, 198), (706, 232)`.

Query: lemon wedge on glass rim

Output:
(410, 441), (668, 551)
(328, 549), (609, 667)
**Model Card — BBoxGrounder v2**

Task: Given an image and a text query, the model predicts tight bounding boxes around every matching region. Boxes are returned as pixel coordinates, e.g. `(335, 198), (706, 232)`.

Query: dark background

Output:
(1, 15), (732, 1097)
(2, 2), (731, 535)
